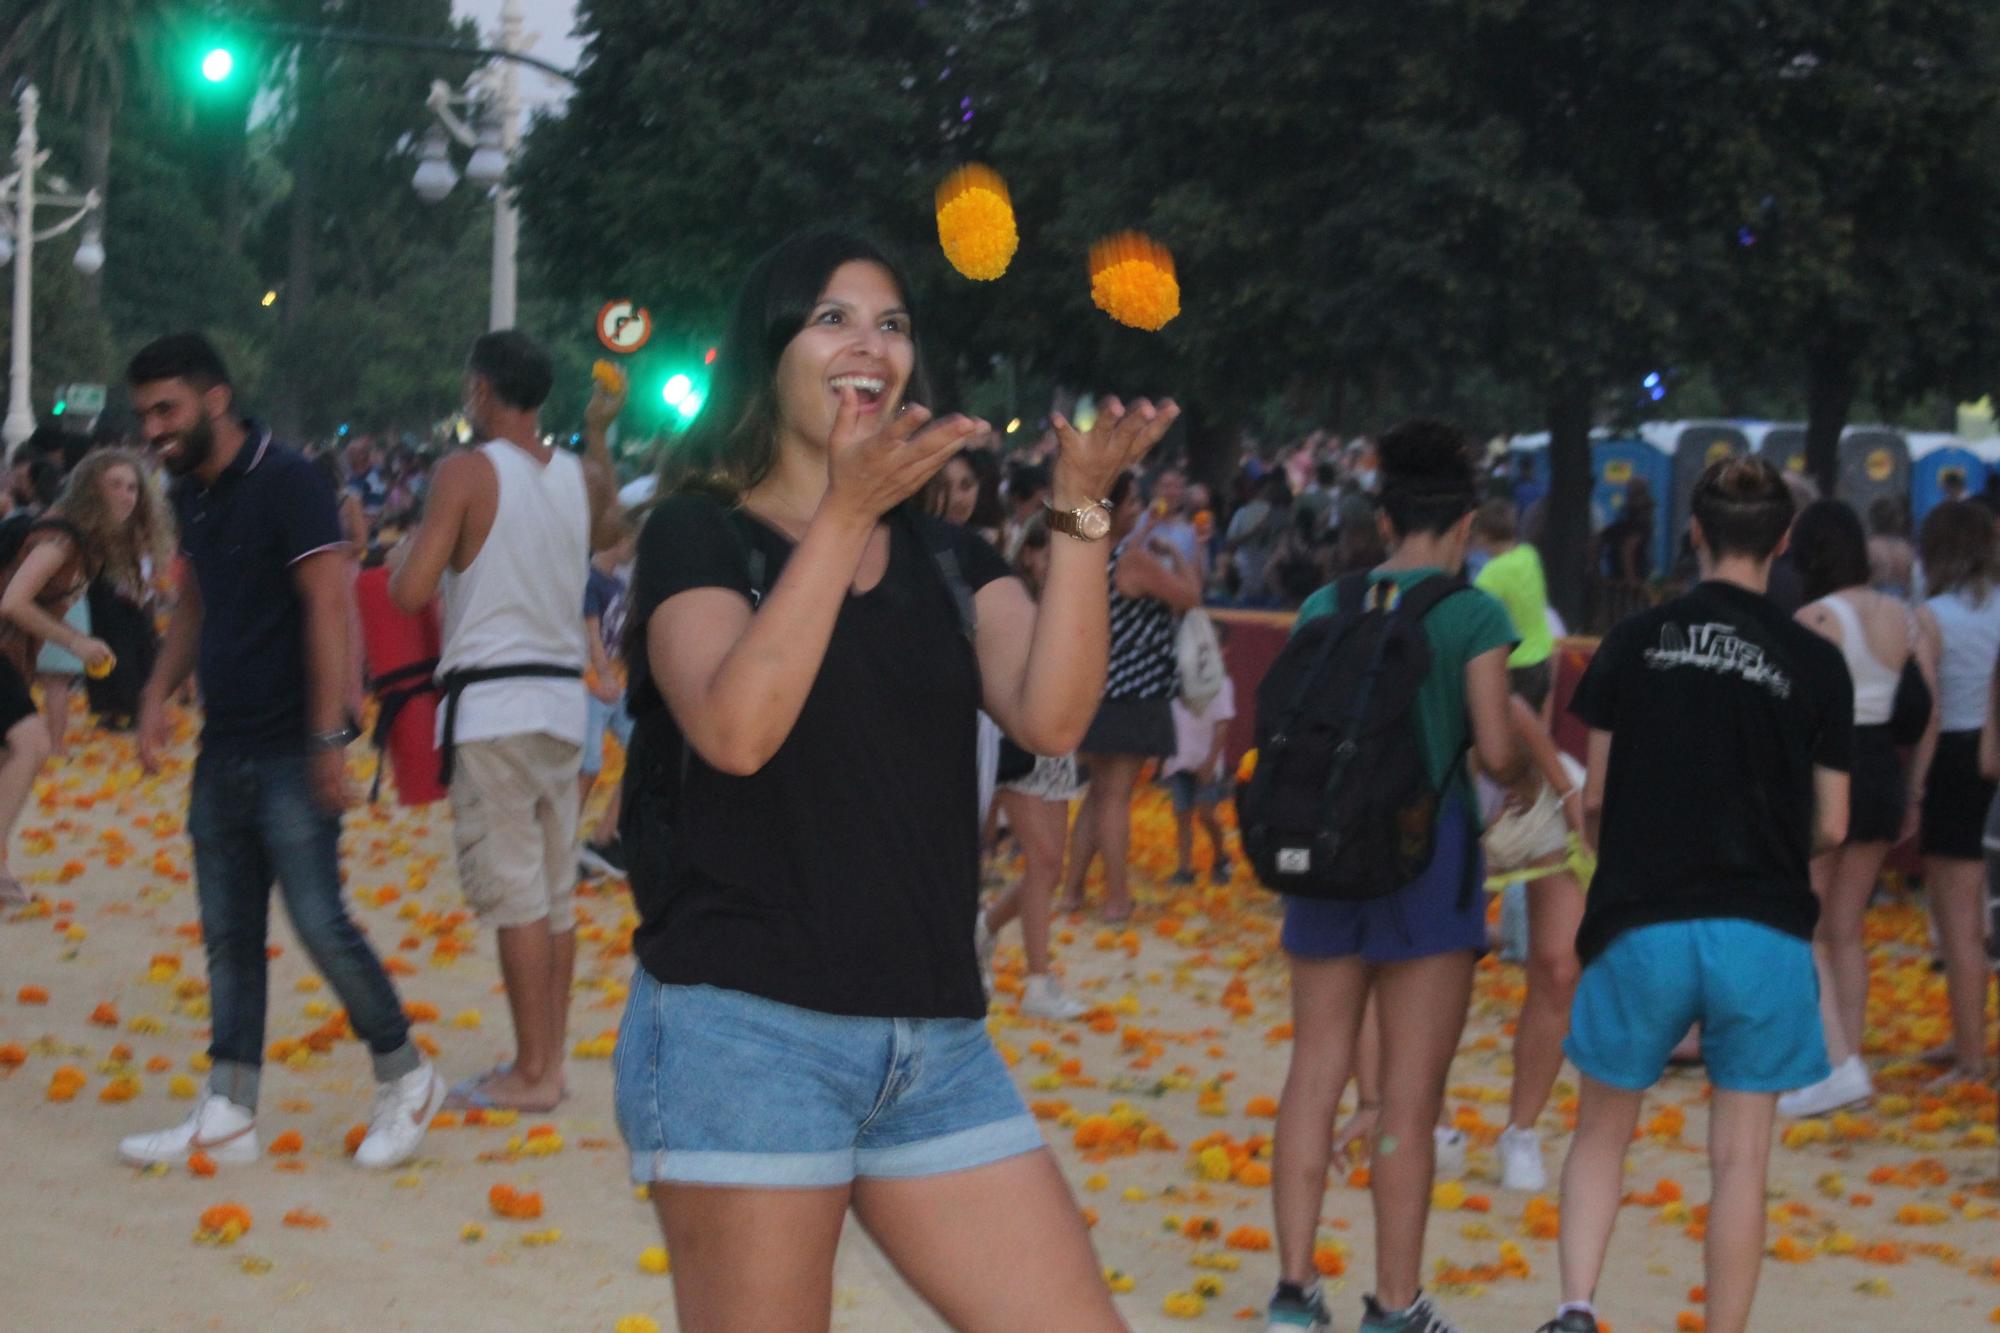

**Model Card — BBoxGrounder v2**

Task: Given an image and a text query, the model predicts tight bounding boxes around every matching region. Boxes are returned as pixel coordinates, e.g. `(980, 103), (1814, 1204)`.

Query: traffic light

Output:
(201, 46), (236, 84)
(51, 397), (66, 417)
(660, 370), (706, 424)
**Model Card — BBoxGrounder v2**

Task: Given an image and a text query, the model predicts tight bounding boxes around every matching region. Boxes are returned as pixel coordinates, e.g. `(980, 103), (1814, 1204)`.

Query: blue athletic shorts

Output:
(613, 973), (1045, 1187)
(1566, 919), (1829, 1093)
(582, 693), (634, 777)
(1280, 789), (1487, 964)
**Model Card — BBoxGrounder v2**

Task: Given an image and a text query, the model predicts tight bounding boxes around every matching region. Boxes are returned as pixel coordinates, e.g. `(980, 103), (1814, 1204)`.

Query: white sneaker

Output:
(118, 1093), (259, 1167)
(1777, 1054), (1873, 1119)
(974, 912), (997, 971)
(1020, 974), (1087, 1021)
(1498, 1123), (1547, 1191)
(354, 1061), (446, 1169)
(1433, 1125), (1468, 1177)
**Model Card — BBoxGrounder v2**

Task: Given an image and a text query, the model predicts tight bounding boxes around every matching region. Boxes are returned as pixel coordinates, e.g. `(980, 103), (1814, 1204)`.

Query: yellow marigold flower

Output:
(1089, 232), (1181, 331)
(460, 1223), (485, 1242)
(1195, 1145), (1234, 1181)
(1102, 1267), (1136, 1293)
(935, 164), (1018, 281)
(1162, 1290), (1206, 1318)
(614, 1317), (661, 1333)
(638, 1246), (670, 1275)
(1192, 1275), (1225, 1297)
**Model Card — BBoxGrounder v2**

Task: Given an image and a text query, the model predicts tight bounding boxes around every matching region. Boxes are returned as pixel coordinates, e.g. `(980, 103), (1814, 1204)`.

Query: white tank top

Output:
(1924, 585), (2000, 732)
(436, 440), (590, 747)
(1810, 593), (1900, 727)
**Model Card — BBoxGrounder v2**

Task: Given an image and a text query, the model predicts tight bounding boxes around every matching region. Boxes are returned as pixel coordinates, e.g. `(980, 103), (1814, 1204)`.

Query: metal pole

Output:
(488, 0), (522, 332)
(2, 86), (39, 452)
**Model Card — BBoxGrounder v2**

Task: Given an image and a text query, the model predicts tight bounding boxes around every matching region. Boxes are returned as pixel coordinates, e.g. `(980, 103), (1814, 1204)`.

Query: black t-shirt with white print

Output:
(1569, 580), (1854, 965)
(622, 492), (1015, 1020)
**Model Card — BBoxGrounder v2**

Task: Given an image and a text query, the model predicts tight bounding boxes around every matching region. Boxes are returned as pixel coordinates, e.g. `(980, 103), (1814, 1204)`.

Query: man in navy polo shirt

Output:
(116, 333), (444, 1171)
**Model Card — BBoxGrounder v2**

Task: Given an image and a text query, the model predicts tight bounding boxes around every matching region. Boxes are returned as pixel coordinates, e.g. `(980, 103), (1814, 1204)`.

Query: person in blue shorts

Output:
(1265, 420), (1534, 1333)
(1538, 456), (1853, 1333)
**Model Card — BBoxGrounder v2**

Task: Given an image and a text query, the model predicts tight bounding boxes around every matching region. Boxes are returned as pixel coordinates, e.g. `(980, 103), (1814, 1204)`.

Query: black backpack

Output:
(618, 507), (976, 893)
(1238, 572), (1473, 902)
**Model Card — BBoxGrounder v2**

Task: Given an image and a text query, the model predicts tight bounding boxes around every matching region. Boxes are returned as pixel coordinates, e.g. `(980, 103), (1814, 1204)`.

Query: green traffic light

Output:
(677, 390), (704, 421)
(51, 399), (66, 417)
(201, 47), (235, 83)
(662, 373), (693, 407)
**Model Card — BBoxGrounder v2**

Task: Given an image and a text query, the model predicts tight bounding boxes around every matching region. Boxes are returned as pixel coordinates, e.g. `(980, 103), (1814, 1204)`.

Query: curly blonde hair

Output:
(50, 449), (175, 595)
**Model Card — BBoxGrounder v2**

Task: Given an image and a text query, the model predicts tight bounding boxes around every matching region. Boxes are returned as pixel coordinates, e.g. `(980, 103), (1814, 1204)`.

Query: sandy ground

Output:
(2, 708), (1997, 1332)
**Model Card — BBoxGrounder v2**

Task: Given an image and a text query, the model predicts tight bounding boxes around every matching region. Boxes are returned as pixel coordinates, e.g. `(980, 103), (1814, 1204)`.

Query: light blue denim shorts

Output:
(613, 972), (1044, 1187)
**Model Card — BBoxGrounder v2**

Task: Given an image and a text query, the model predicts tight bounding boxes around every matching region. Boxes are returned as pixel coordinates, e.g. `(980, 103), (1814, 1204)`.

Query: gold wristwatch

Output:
(1044, 498), (1113, 542)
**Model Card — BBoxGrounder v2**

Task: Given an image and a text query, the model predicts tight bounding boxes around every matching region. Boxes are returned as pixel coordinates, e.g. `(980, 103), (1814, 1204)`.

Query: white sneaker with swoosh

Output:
(118, 1093), (260, 1166)
(355, 1061), (446, 1169)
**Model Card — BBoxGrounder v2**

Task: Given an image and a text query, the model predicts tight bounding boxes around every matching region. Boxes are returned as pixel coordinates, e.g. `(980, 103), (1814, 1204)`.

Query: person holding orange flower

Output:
(613, 229), (1177, 1332)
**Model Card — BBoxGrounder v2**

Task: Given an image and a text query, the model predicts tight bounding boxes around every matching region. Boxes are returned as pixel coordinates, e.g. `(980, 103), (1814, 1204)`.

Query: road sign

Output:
(596, 300), (652, 353)
(66, 384), (107, 414)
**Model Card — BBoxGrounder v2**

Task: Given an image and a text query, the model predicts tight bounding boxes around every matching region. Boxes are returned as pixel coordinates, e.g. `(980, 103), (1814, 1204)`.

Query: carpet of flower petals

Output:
(1, 702), (1994, 1330)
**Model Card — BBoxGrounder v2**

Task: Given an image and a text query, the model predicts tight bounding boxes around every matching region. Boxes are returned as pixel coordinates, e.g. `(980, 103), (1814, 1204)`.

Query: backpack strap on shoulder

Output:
(895, 508), (977, 639)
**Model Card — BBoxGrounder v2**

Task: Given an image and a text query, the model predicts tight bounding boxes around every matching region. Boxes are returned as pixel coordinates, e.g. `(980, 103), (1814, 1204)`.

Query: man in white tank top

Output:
(390, 331), (623, 1112)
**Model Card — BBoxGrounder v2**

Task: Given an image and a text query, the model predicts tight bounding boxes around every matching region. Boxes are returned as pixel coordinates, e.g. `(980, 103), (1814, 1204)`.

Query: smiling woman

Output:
(611, 228), (1179, 1333)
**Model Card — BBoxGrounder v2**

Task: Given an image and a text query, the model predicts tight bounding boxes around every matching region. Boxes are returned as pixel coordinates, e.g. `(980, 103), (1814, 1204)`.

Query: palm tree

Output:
(0, 0), (188, 306)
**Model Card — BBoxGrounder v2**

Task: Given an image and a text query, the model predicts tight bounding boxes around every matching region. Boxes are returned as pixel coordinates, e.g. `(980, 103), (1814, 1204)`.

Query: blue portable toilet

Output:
(1641, 420), (1752, 572)
(1910, 434), (1982, 524)
(1837, 426), (1911, 515)
(1743, 421), (1808, 478)
(1591, 435), (1673, 576)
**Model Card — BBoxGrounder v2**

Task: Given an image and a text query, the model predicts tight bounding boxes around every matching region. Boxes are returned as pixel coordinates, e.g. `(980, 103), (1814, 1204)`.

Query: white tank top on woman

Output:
(435, 439), (590, 747)
(1810, 593), (1901, 727)
(1924, 584), (2000, 732)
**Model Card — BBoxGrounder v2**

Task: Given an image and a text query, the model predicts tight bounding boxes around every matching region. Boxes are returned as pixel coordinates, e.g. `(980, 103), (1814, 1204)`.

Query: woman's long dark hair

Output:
(1792, 499), (1872, 602)
(656, 230), (935, 505)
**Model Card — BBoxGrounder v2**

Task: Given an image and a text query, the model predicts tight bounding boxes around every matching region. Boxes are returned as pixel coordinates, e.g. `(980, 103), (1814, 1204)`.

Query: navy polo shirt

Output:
(172, 424), (345, 755)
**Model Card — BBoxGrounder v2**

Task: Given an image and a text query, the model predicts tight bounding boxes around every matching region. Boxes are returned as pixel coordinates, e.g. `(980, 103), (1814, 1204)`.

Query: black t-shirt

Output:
(1569, 580), (1853, 963)
(623, 493), (1015, 1019)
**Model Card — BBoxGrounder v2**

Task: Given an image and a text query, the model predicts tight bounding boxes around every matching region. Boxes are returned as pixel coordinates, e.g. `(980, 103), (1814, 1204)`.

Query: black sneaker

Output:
(580, 837), (626, 878)
(1535, 1314), (1600, 1333)
(1266, 1280), (1332, 1332)
(1359, 1292), (1461, 1333)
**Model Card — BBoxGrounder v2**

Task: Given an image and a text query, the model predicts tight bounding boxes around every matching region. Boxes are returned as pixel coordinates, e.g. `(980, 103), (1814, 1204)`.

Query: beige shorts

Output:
(448, 732), (584, 931)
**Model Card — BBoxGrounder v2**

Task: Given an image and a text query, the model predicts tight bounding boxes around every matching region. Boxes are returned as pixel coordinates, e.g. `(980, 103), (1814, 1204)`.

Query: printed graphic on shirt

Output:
(1643, 620), (1793, 700)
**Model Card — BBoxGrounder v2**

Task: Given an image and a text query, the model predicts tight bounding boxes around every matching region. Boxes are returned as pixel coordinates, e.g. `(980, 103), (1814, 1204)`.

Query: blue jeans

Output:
(190, 749), (418, 1110)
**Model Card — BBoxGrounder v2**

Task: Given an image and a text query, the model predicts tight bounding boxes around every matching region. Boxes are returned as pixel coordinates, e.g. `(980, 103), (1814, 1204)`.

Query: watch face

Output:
(1079, 506), (1113, 541)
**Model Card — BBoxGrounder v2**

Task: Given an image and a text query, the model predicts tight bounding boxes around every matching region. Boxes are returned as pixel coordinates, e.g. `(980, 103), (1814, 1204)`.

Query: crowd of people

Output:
(2, 225), (1995, 1333)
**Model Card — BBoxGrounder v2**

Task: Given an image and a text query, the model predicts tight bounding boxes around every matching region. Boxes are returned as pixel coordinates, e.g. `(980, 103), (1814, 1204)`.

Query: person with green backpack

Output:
(1255, 419), (1534, 1333)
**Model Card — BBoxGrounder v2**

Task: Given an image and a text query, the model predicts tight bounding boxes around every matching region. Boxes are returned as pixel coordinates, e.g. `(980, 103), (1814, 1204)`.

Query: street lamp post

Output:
(412, 0), (527, 332)
(1, 85), (105, 451)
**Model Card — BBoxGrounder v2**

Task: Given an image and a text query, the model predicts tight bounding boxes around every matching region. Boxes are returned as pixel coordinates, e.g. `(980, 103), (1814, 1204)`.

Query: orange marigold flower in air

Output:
(268, 1131), (304, 1157)
(0, 1041), (27, 1067)
(343, 1123), (368, 1156)
(16, 985), (47, 1004)
(282, 1208), (328, 1229)
(1244, 1095), (1279, 1118)
(1312, 1243), (1347, 1277)
(88, 1001), (119, 1026)
(187, 1151), (217, 1177)
(935, 164), (1018, 282)
(1089, 232), (1180, 331)
(1224, 1225), (1272, 1252)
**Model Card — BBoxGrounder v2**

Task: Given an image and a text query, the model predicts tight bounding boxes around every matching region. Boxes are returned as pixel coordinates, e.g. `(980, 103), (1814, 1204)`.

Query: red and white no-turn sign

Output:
(596, 299), (653, 353)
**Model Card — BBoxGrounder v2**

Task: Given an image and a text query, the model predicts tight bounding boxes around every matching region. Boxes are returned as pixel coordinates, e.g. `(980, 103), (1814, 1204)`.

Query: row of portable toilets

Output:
(1508, 421), (1996, 577)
